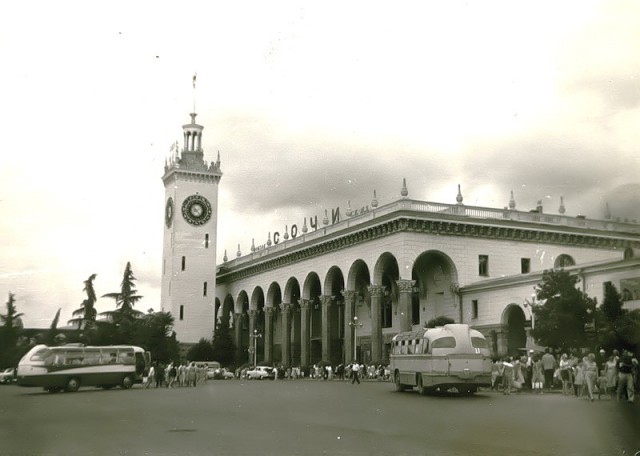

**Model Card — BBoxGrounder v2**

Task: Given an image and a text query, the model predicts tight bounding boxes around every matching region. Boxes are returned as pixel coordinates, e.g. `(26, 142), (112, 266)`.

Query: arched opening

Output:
(303, 272), (322, 365)
(412, 251), (459, 325)
(324, 266), (345, 365)
(554, 254), (575, 268)
(503, 304), (526, 357)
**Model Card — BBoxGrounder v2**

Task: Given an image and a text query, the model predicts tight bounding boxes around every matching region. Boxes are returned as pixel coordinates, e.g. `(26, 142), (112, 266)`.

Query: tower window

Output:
(179, 305), (184, 321)
(478, 255), (489, 277)
(472, 300), (478, 319)
(181, 256), (186, 271)
(203, 282), (208, 297)
(521, 258), (531, 274)
(205, 234), (209, 249)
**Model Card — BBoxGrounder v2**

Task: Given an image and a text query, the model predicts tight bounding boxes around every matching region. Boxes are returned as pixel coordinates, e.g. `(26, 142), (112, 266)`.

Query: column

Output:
(397, 279), (416, 332)
(234, 313), (243, 364)
(341, 290), (356, 364)
(321, 296), (333, 361)
(281, 303), (292, 366)
(368, 285), (384, 362)
(248, 310), (257, 363)
(300, 300), (310, 367)
(264, 307), (274, 362)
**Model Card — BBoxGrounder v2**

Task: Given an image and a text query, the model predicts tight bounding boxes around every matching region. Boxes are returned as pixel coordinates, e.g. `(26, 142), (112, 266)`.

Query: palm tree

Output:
(101, 262), (144, 322)
(0, 293), (25, 365)
(68, 274), (98, 330)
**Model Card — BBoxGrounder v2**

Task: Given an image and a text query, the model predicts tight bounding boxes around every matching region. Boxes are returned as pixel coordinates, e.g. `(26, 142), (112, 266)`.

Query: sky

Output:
(1, 1), (639, 328)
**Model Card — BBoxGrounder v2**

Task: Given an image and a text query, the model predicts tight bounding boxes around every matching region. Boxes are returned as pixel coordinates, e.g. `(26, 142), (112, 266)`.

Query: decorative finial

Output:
(509, 190), (516, 210)
(536, 200), (543, 213)
(456, 184), (463, 204)
(251, 238), (256, 252)
(323, 209), (329, 225)
(558, 196), (566, 214)
(346, 200), (353, 217)
(284, 225), (289, 240)
(236, 243), (241, 257)
(401, 178), (408, 198)
(223, 249), (228, 262)
(372, 190), (378, 208)
(604, 202), (611, 220)
(267, 232), (272, 246)
(302, 217), (308, 233)
(216, 151), (221, 168)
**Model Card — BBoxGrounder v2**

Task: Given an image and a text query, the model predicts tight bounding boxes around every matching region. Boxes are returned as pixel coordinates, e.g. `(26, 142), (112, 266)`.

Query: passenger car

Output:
(211, 367), (235, 379)
(245, 366), (274, 380)
(0, 367), (16, 384)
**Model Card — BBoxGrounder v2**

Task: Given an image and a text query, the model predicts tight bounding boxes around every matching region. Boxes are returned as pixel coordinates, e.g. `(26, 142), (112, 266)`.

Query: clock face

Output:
(182, 194), (212, 226)
(165, 198), (174, 228)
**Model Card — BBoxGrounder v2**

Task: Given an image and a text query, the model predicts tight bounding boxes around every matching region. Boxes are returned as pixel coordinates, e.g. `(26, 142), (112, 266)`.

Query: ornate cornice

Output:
(218, 217), (639, 284)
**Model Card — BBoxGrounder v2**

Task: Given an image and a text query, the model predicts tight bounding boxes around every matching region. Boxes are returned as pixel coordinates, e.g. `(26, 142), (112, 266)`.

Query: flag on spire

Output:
(192, 73), (197, 88)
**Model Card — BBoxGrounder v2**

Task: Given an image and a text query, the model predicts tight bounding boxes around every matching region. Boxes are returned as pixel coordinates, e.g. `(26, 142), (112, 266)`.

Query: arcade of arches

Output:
(214, 251), (466, 367)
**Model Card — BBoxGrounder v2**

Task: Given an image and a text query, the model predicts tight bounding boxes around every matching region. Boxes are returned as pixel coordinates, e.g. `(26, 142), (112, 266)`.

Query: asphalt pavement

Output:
(0, 379), (638, 456)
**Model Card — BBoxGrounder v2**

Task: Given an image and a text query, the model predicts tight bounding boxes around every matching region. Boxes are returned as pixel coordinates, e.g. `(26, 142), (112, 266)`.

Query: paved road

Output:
(1, 380), (638, 456)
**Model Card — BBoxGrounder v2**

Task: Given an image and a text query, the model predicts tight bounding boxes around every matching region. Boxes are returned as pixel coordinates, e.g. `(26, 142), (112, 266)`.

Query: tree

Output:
(45, 308), (61, 345)
(101, 262), (144, 324)
(531, 269), (596, 352)
(211, 315), (235, 367)
(134, 311), (180, 364)
(425, 316), (455, 328)
(597, 283), (640, 353)
(0, 293), (25, 367)
(68, 274), (98, 331)
(187, 339), (216, 362)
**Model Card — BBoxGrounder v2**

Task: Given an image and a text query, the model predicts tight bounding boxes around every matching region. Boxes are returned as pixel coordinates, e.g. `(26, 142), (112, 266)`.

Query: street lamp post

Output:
(250, 329), (262, 366)
(348, 316), (363, 362)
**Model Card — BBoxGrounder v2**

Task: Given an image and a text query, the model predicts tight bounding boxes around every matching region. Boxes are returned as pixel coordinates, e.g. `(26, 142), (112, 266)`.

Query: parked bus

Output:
(390, 324), (491, 395)
(16, 344), (151, 393)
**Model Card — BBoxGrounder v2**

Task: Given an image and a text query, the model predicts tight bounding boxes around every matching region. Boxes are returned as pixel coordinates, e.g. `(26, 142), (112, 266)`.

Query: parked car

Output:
(245, 366), (274, 380)
(211, 367), (235, 380)
(0, 367), (15, 384)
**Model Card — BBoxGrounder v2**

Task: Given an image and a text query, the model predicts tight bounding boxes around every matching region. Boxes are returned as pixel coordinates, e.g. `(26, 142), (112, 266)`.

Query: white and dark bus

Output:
(16, 344), (151, 393)
(390, 324), (492, 395)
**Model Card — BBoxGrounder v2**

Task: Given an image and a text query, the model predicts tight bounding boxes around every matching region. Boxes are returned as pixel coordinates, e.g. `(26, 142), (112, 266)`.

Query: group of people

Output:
(144, 362), (208, 388)
(491, 347), (638, 403)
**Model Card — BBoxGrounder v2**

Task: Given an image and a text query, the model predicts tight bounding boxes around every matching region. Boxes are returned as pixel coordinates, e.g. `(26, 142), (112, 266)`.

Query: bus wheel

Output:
(417, 375), (427, 396)
(121, 375), (133, 389)
(66, 378), (80, 393)
(394, 372), (405, 392)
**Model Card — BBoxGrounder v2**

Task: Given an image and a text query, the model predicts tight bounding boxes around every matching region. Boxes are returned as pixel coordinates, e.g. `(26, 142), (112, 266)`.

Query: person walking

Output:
(145, 364), (155, 389)
(617, 350), (635, 403)
(350, 361), (361, 385)
(541, 348), (557, 392)
(531, 354), (544, 394)
(604, 354), (618, 399)
(583, 353), (598, 401)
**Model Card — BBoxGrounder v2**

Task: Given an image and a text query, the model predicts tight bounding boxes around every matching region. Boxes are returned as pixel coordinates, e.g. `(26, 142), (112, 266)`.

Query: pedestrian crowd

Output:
(144, 362), (208, 388)
(491, 347), (638, 403)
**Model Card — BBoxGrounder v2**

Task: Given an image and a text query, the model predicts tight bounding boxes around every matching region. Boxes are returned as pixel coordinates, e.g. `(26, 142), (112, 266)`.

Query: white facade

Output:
(161, 113), (222, 344)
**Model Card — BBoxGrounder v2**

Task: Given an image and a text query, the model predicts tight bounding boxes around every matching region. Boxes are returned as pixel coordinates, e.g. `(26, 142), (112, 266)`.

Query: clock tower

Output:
(161, 112), (222, 344)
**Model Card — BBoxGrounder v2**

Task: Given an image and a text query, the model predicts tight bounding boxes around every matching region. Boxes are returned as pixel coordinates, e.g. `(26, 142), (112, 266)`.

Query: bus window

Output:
(431, 337), (456, 349)
(101, 351), (117, 364)
(65, 349), (84, 365)
(422, 340), (430, 354)
(401, 340), (408, 355)
(408, 340), (414, 354)
(30, 348), (51, 362)
(118, 349), (135, 365)
(83, 349), (101, 366)
(471, 337), (489, 349)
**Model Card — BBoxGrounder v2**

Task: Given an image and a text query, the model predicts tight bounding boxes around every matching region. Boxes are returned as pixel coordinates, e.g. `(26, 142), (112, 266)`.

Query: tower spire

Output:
(192, 73), (197, 115)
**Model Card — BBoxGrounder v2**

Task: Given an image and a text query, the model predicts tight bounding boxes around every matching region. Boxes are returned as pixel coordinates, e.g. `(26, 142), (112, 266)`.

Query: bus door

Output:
(430, 336), (456, 377)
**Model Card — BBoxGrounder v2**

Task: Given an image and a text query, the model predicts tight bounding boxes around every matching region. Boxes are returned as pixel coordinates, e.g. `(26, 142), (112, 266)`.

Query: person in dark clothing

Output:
(617, 350), (635, 403)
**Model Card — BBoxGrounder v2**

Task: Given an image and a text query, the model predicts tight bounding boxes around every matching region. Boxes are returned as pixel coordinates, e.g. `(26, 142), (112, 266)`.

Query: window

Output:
(431, 337), (456, 349)
(478, 255), (489, 277)
(180, 305), (184, 321)
(181, 256), (186, 271)
(205, 234), (209, 249)
(203, 282), (208, 297)
(472, 300), (478, 319)
(521, 258), (531, 274)
(554, 254), (575, 268)
(471, 337), (489, 349)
